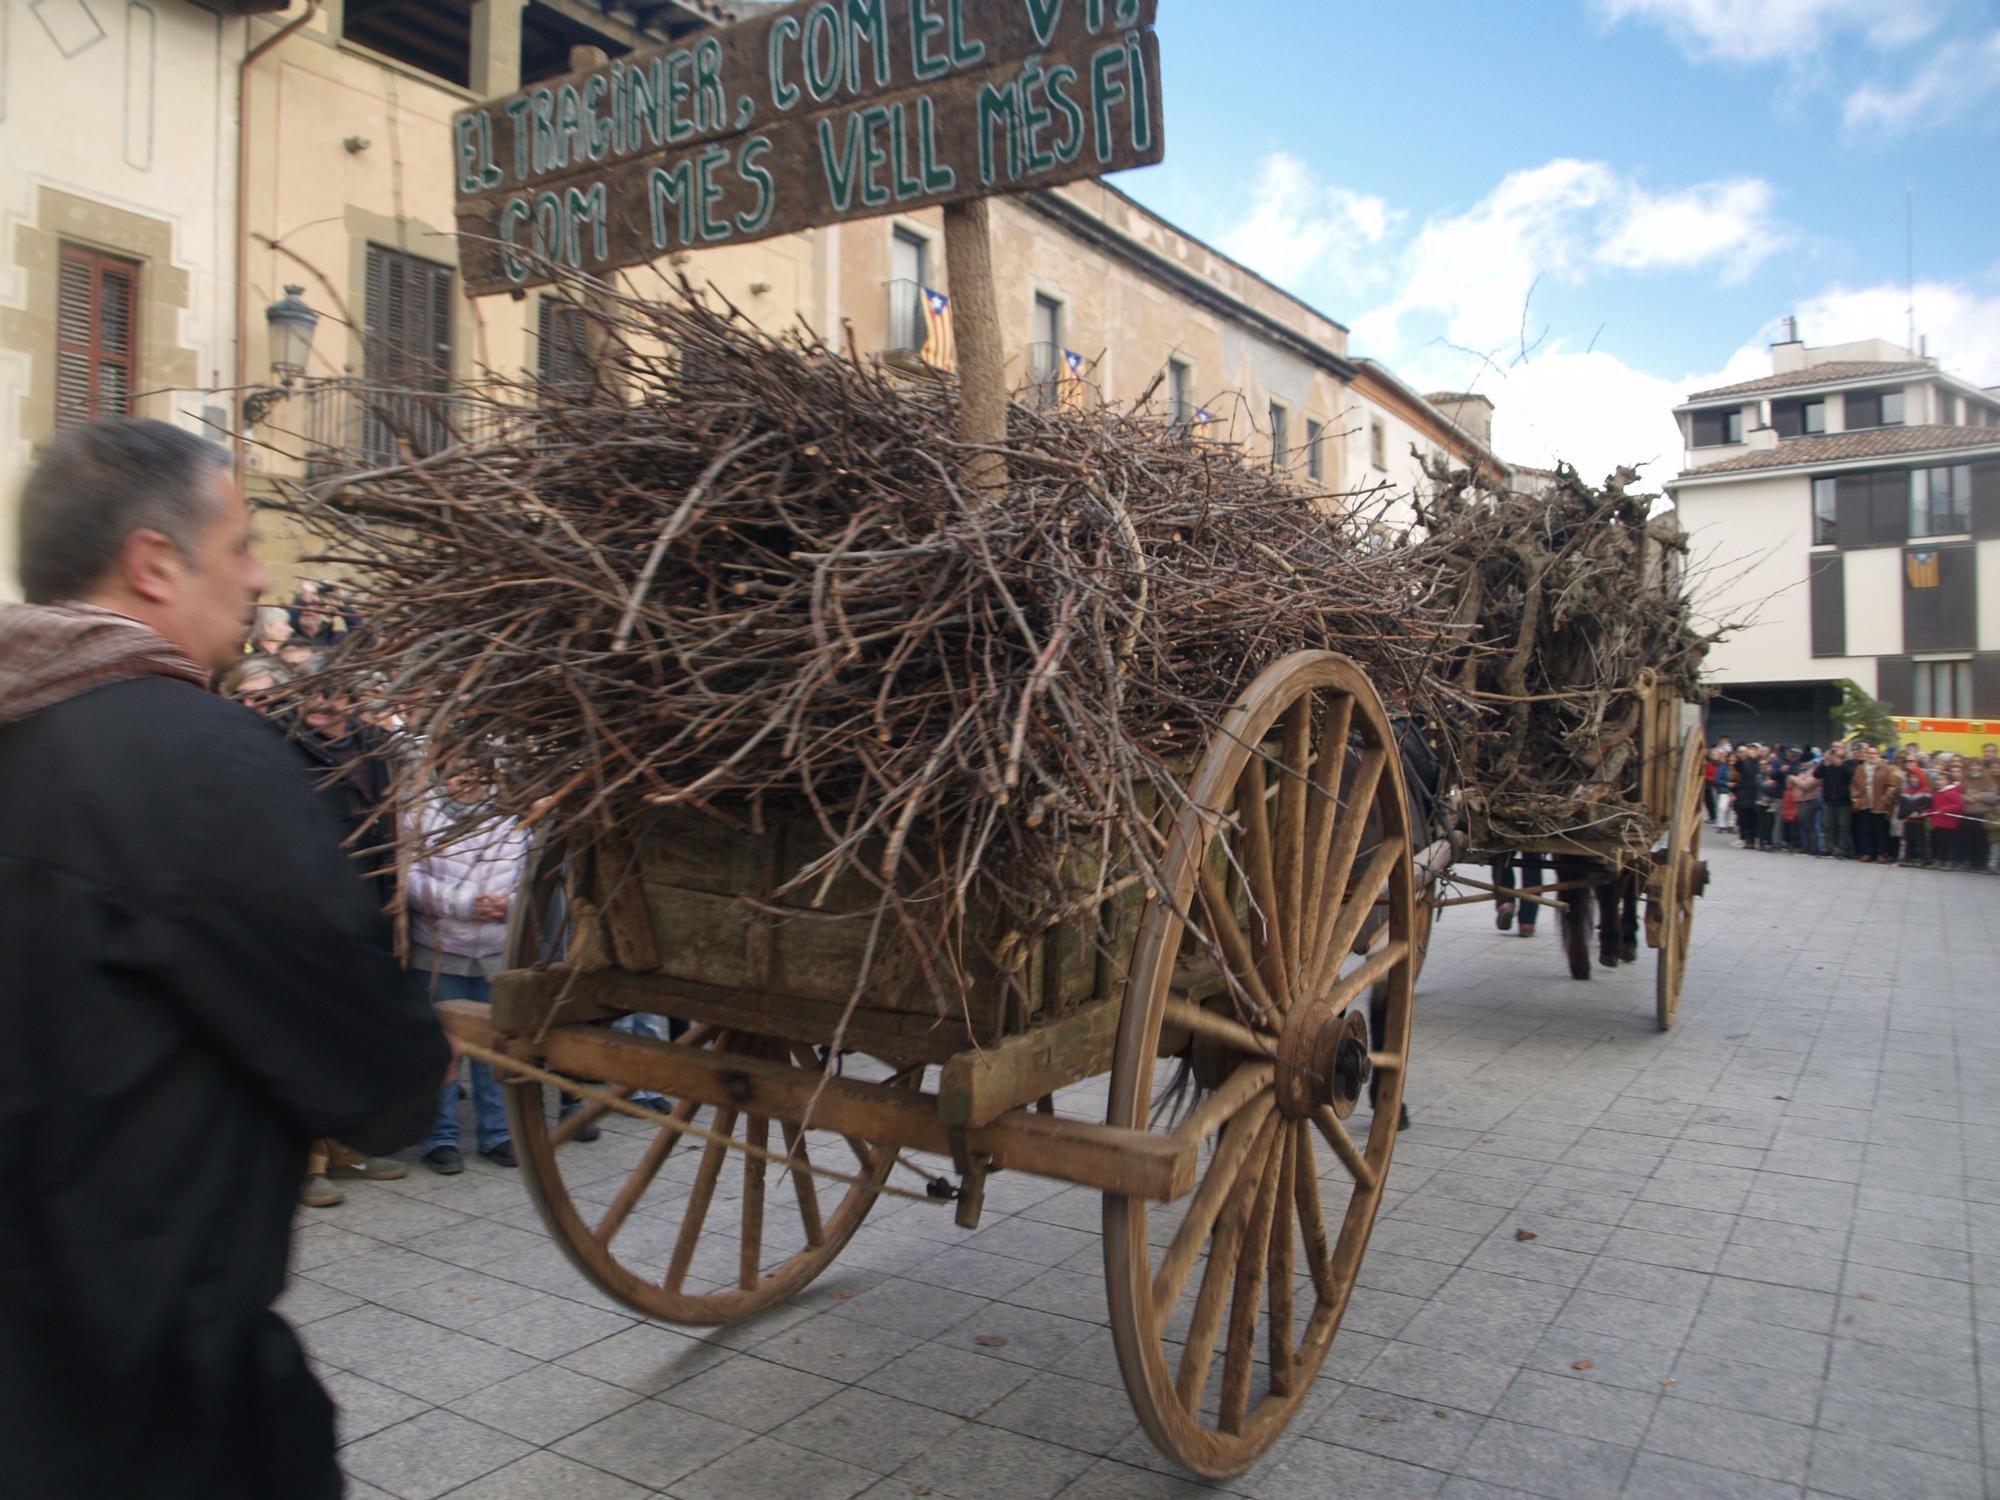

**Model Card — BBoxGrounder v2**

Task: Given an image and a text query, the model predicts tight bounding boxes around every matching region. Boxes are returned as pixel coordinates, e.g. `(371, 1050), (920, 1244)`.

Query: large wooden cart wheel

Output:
(1647, 726), (1709, 1031)
(1104, 652), (1416, 1478)
(500, 849), (901, 1325)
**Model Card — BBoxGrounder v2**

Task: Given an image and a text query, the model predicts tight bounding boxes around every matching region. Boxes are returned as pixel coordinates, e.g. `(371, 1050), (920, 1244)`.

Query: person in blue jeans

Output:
(407, 761), (530, 1172)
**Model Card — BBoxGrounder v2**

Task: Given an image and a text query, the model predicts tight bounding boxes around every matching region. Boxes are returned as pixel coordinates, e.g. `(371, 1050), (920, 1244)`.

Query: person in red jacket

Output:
(1930, 759), (1967, 870)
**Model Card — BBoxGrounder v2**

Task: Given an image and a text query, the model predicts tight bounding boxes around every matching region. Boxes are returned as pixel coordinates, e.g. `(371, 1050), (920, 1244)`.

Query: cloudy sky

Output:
(1115, 0), (2000, 485)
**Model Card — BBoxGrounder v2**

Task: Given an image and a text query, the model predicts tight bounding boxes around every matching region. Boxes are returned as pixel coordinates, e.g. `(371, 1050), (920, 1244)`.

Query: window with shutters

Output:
(56, 246), (140, 429)
(1690, 407), (1743, 446)
(1903, 544), (1975, 653)
(1269, 401), (1289, 471)
(362, 244), (454, 464)
(1829, 468), (1909, 548)
(537, 297), (591, 399)
(1305, 418), (1325, 480)
(1913, 660), (1974, 717)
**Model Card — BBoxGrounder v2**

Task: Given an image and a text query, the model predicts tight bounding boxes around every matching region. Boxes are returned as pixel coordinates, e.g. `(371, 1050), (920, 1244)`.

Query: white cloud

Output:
(1399, 342), (1765, 488)
(1843, 30), (2000, 134)
(1595, 178), (1786, 282)
(1403, 276), (2000, 487)
(1592, 0), (1937, 64)
(1218, 153), (1399, 294)
(1790, 279), (2000, 383)
(1355, 159), (1786, 354)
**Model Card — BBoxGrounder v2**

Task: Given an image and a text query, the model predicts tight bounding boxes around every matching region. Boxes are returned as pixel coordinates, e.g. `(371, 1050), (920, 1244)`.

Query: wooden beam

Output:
(937, 998), (1120, 1130)
(527, 0), (660, 52)
(486, 965), (977, 1065)
(439, 1000), (1195, 1201)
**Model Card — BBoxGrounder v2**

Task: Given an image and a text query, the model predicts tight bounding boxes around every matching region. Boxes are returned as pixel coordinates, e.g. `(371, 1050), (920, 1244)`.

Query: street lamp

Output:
(243, 284), (319, 425)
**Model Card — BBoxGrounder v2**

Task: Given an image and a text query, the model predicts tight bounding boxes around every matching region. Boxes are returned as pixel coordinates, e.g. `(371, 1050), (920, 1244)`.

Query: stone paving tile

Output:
(446, 1362), (642, 1446)
(287, 844), (2000, 1497)
(436, 1449), (656, 1499)
(550, 1400), (752, 1491)
(339, 1409), (532, 1500)
(676, 1436), (880, 1500)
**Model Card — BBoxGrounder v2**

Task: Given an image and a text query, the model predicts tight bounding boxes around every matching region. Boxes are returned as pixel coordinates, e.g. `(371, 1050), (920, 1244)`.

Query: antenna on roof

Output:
(1905, 182), (1916, 356)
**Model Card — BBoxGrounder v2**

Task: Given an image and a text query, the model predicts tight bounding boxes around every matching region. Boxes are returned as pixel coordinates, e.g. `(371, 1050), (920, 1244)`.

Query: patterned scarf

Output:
(0, 601), (209, 726)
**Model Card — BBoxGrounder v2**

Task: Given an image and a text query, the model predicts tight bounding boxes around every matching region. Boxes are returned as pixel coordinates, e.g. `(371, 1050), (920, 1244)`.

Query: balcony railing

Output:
(299, 378), (509, 479)
(1023, 341), (1063, 409)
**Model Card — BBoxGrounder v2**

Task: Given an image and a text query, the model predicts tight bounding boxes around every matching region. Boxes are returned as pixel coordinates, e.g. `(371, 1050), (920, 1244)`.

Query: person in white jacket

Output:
(407, 763), (530, 1173)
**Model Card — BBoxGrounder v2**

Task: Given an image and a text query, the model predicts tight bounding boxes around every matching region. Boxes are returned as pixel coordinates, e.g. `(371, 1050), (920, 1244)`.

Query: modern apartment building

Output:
(1668, 327), (2000, 747)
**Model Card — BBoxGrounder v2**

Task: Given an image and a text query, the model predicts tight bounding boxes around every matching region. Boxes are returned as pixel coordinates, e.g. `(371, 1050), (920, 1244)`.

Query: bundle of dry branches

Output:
(1407, 459), (1714, 846)
(290, 277), (1455, 1022)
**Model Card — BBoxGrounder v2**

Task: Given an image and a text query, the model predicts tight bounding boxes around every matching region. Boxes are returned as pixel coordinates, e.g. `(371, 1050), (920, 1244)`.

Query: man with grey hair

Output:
(0, 418), (449, 1499)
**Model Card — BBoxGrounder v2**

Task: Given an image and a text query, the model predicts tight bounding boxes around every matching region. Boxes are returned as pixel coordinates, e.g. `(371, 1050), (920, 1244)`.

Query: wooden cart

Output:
(1458, 672), (1710, 1030)
(440, 650), (1428, 1477)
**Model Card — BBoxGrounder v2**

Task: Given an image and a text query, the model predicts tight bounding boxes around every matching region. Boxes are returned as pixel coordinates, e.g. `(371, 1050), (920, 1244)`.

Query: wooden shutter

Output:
(55, 246), (139, 428)
(362, 244), (455, 462)
(1808, 552), (1845, 658)
(363, 243), (452, 387)
(1974, 462), (2000, 540)
(1904, 545), (1975, 652)
(1975, 653), (2000, 718)
(1876, 654), (1914, 714)
(1835, 473), (1873, 549)
(537, 298), (591, 397)
(1869, 471), (1908, 546)
(1846, 391), (1881, 429)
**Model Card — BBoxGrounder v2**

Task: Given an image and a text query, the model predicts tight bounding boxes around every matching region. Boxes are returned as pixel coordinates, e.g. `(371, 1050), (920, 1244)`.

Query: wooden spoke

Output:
(594, 1096), (700, 1246)
(1276, 695), (1313, 986)
(1152, 1092), (1278, 1319)
(1236, 757), (1289, 1011)
(1319, 937), (1409, 1020)
(1266, 1127), (1297, 1396)
(1307, 839), (1400, 998)
(1303, 747), (1387, 987)
(1174, 1112), (1279, 1413)
(740, 1114), (769, 1291)
(1104, 651), (1417, 1478)
(1171, 1062), (1275, 1148)
(665, 1106), (737, 1293)
(551, 1087), (630, 1147)
(1313, 1105), (1378, 1190)
(1163, 997), (1275, 1057)
(1293, 1122), (1335, 1301)
(1198, 863), (1278, 1021)
(778, 1119), (826, 1247)
(1296, 692), (1355, 978)
(1219, 1128), (1286, 1433)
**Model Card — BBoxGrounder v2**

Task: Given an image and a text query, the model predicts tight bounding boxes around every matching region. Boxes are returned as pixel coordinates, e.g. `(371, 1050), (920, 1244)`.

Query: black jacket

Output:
(0, 677), (447, 1499)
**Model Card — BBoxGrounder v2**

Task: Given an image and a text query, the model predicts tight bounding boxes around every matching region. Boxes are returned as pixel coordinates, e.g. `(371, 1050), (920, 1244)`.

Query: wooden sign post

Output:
(452, 0), (1164, 481)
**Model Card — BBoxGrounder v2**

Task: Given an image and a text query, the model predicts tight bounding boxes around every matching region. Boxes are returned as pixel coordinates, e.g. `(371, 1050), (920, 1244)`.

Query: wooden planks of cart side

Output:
(453, 0), (1162, 294)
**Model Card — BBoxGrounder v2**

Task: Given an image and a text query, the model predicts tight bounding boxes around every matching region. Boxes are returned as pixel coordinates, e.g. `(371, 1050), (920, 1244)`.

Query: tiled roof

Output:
(1677, 424), (2000, 478)
(1684, 360), (1930, 401)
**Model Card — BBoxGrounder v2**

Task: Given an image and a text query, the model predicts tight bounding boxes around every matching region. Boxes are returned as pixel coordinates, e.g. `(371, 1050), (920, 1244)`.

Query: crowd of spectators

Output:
(1707, 737), (2000, 872)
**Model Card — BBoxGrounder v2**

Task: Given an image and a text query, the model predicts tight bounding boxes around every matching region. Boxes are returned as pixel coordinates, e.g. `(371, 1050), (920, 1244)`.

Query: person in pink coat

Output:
(407, 760), (530, 1172)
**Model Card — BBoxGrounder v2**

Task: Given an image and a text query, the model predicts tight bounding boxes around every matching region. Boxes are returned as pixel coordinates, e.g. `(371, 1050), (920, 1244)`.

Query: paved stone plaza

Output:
(296, 841), (2000, 1500)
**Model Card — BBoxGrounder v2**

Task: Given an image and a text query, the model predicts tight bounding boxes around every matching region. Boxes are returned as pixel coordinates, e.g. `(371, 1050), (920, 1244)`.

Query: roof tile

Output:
(1684, 360), (1929, 401)
(1676, 424), (2000, 478)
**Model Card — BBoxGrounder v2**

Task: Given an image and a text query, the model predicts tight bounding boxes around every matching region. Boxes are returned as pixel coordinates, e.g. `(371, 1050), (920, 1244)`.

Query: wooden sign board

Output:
(454, 0), (1161, 294)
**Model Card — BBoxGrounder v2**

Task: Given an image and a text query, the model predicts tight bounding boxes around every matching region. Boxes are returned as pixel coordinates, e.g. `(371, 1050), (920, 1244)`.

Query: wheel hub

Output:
(1275, 1004), (1371, 1120)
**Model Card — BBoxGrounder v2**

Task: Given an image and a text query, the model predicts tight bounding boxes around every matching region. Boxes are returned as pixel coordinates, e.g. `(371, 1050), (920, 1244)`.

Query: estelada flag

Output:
(919, 287), (954, 372)
(1060, 348), (1088, 408)
(1907, 550), (1940, 589)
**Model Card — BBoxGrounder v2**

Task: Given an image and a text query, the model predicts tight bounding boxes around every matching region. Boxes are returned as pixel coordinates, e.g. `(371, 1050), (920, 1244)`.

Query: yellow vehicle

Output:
(1889, 717), (2000, 759)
